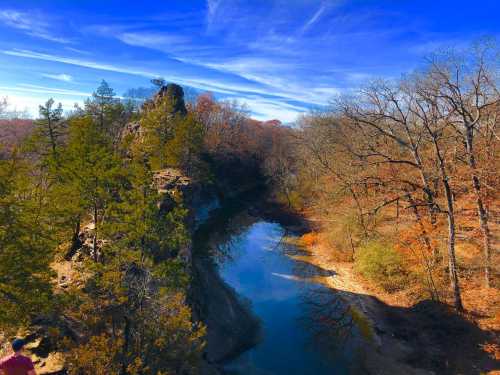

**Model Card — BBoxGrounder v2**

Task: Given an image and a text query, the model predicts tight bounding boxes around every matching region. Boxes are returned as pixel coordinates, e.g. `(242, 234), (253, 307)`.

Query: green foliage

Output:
(140, 95), (177, 169)
(65, 334), (123, 375)
(61, 116), (125, 260)
(139, 93), (208, 178)
(103, 156), (190, 261)
(154, 258), (189, 290)
(166, 113), (204, 170)
(355, 240), (408, 292)
(0, 155), (55, 331)
(85, 80), (116, 129)
(66, 293), (204, 375)
(1, 80), (208, 373)
(84, 80), (131, 137)
(33, 98), (65, 162)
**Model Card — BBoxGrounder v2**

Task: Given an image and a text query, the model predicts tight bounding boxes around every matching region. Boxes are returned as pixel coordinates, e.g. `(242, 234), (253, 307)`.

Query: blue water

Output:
(217, 221), (355, 375)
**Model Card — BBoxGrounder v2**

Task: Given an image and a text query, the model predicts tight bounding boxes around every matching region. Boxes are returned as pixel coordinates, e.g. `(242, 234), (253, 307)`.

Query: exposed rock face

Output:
(143, 83), (187, 116)
(64, 222), (108, 263)
(120, 83), (187, 142)
(153, 168), (191, 196)
(163, 83), (188, 116)
(191, 255), (261, 363)
(120, 121), (142, 141)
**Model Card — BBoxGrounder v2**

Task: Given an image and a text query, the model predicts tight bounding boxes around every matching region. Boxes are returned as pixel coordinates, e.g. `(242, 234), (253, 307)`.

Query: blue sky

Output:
(0, 0), (499, 122)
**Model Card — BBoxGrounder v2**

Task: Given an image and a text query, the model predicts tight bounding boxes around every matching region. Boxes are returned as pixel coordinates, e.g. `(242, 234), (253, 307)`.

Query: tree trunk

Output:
(66, 218), (81, 260)
(405, 192), (439, 300)
(411, 149), (439, 261)
(465, 126), (492, 287)
(93, 204), (99, 262)
(348, 185), (368, 238)
(443, 186), (463, 311)
(433, 139), (463, 311)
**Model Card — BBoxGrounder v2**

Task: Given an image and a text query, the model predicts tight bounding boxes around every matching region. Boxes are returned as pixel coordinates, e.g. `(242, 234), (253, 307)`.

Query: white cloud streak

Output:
(1, 84), (91, 97)
(0, 9), (71, 44)
(41, 73), (73, 82)
(300, 3), (326, 34)
(3, 49), (158, 78)
(2, 48), (308, 120)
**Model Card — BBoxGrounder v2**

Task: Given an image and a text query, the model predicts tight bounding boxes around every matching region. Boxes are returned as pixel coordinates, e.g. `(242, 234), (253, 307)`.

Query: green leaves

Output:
(1, 81), (205, 372)
(0, 156), (56, 330)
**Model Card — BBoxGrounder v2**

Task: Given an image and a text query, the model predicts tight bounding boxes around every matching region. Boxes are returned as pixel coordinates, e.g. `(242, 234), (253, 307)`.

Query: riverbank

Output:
(190, 195), (499, 374)
(291, 230), (499, 375)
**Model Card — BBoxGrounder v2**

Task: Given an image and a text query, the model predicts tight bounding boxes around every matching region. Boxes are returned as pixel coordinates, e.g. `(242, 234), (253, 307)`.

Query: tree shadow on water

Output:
(298, 284), (499, 375)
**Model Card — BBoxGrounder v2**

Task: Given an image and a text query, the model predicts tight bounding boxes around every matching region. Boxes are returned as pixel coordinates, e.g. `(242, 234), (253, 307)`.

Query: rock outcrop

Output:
(120, 83), (188, 143)
(143, 83), (187, 116)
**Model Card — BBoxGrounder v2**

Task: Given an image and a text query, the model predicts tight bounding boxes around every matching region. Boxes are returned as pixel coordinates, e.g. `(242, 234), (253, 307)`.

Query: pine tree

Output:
(85, 80), (125, 137)
(140, 95), (177, 169)
(62, 116), (124, 261)
(0, 154), (55, 331)
(166, 112), (205, 175)
(30, 98), (65, 168)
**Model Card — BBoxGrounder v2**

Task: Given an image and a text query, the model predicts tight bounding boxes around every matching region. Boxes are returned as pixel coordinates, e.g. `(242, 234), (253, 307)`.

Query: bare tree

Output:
(336, 78), (465, 310)
(338, 82), (441, 259)
(422, 42), (499, 287)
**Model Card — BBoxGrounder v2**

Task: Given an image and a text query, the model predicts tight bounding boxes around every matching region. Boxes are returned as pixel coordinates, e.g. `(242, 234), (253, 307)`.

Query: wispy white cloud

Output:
(117, 32), (189, 50)
(2, 84), (91, 97)
(2, 49), (304, 110)
(0, 9), (71, 44)
(300, 3), (326, 34)
(3, 49), (159, 78)
(183, 56), (340, 106)
(41, 73), (73, 82)
(64, 46), (92, 55)
(206, 0), (224, 31)
(227, 95), (309, 122)
(2, 0), (383, 123)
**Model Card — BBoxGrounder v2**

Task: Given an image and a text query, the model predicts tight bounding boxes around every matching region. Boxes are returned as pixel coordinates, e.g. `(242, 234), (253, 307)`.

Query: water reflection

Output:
(216, 220), (360, 375)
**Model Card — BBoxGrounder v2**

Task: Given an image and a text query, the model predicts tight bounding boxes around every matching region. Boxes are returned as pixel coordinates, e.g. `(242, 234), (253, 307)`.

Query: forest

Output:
(0, 42), (499, 374)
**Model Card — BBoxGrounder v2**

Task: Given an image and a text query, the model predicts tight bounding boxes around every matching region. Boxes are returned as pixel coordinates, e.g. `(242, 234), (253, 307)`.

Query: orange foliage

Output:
(300, 232), (318, 247)
(481, 342), (500, 361)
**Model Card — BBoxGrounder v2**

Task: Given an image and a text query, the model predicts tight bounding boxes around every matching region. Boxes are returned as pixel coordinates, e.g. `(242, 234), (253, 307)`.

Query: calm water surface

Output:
(217, 221), (357, 375)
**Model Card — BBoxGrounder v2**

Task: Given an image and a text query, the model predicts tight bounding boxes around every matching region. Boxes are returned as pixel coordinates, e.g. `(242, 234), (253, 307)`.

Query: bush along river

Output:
(190, 196), (366, 375)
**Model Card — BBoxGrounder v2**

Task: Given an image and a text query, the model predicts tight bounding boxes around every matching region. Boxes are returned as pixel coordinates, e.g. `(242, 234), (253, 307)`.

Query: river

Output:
(202, 210), (362, 375)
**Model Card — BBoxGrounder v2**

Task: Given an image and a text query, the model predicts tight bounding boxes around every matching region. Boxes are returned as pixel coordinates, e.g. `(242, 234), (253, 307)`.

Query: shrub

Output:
(355, 241), (408, 292)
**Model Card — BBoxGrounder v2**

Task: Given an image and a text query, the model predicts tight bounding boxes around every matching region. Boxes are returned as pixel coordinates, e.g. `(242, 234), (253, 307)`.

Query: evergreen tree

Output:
(0, 154), (55, 331)
(36, 98), (64, 161)
(62, 116), (124, 261)
(140, 95), (177, 169)
(166, 112), (205, 175)
(85, 80), (125, 137)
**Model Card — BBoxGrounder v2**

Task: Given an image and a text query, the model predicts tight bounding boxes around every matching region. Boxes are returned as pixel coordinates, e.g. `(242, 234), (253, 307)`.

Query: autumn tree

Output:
(417, 43), (499, 287)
